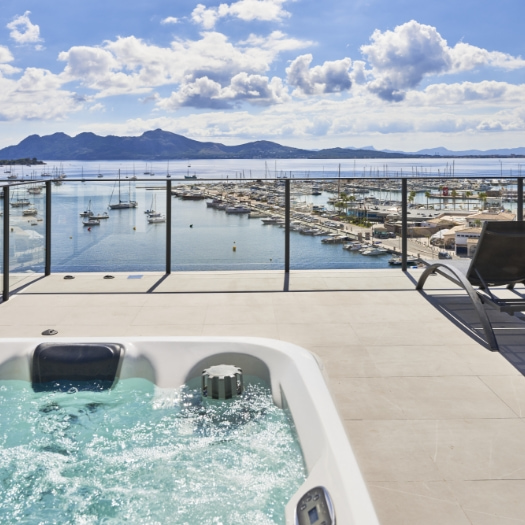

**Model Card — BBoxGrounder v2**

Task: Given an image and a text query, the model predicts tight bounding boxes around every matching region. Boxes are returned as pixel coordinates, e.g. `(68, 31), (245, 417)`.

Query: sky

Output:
(0, 0), (524, 152)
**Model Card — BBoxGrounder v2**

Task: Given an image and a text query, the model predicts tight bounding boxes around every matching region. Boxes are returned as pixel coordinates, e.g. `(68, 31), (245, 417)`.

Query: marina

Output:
(1, 157), (522, 274)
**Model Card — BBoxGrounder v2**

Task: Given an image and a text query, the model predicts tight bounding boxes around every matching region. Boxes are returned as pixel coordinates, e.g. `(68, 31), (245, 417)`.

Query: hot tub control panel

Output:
(295, 486), (335, 525)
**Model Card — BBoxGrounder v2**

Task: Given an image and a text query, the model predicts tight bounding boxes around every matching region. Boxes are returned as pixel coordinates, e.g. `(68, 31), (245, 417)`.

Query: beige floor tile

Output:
(344, 420), (443, 482)
(366, 344), (517, 377)
(368, 482), (471, 525)
(332, 376), (516, 420)
(272, 303), (352, 324)
(350, 319), (477, 347)
(0, 306), (72, 326)
(310, 345), (382, 378)
(133, 305), (207, 325)
(480, 375), (525, 417)
(204, 304), (277, 325)
(449, 480), (525, 524)
(59, 306), (142, 326)
(412, 419), (525, 481)
(18, 273), (161, 294)
(277, 323), (361, 347)
(201, 323), (280, 338)
(204, 292), (276, 307)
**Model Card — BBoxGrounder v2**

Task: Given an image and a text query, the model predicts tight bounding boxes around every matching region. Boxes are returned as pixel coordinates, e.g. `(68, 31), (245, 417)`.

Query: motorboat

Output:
(360, 247), (388, 256)
(388, 255), (419, 265)
(91, 212), (109, 220)
(82, 218), (100, 226)
(147, 215), (166, 224)
(225, 205), (251, 214)
(261, 216), (281, 224)
(343, 242), (363, 251)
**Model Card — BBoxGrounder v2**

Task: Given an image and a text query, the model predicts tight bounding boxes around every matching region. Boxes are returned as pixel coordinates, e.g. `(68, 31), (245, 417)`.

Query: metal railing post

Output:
(401, 178), (408, 272)
(166, 180), (172, 274)
(45, 181), (51, 275)
(2, 186), (9, 301)
(517, 178), (523, 222)
(285, 178), (290, 273)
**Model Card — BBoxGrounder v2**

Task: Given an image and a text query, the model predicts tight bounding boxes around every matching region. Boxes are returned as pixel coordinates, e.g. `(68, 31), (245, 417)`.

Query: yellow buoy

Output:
(133, 226), (136, 231)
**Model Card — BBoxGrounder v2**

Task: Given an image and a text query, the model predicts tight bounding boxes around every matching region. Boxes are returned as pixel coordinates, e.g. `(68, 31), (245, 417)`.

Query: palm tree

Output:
(464, 190), (472, 211)
(478, 192), (487, 210)
(424, 190), (431, 209)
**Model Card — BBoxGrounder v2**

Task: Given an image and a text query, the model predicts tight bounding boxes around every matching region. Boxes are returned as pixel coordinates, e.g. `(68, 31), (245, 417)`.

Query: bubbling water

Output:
(0, 378), (305, 524)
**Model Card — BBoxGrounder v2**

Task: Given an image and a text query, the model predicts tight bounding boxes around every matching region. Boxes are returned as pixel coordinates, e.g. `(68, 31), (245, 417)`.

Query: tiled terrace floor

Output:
(2, 268), (525, 524)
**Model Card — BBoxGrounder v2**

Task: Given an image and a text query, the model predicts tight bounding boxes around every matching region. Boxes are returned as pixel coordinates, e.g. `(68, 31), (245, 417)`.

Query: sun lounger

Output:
(416, 221), (525, 351)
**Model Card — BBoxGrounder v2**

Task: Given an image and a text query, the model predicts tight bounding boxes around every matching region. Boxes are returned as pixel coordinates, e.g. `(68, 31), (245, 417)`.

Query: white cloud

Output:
(0, 45), (20, 75)
(157, 72), (289, 109)
(7, 11), (43, 47)
(192, 0), (291, 29)
(286, 54), (352, 95)
(361, 20), (450, 101)
(0, 68), (84, 120)
(449, 42), (525, 72)
(57, 31), (310, 107)
(361, 20), (525, 101)
(408, 81), (525, 106)
(161, 17), (179, 25)
(89, 103), (106, 113)
(0, 46), (14, 63)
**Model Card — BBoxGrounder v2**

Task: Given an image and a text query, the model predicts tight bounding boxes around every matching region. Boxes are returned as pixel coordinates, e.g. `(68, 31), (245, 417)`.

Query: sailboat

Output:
(108, 170), (138, 209)
(80, 200), (94, 217)
(147, 195), (166, 223)
(184, 164), (197, 179)
(145, 194), (161, 217)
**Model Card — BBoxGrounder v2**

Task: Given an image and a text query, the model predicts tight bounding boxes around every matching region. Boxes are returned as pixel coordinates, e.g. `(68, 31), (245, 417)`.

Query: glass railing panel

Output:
(51, 178), (165, 272)
(9, 181), (46, 288)
(406, 175), (519, 263)
(289, 177), (406, 269)
(170, 180), (285, 273)
(0, 184), (4, 298)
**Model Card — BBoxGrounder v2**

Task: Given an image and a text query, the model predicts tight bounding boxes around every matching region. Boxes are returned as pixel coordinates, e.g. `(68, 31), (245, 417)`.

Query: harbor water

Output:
(2, 158), (522, 273)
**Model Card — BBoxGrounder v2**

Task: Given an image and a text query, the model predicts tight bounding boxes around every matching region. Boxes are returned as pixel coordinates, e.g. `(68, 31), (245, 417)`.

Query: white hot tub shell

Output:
(0, 336), (379, 525)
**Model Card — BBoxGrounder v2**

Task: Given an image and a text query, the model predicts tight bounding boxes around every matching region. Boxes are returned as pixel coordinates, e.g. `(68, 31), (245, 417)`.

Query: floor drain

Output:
(41, 329), (58, 336)
(103, 275), (115, 279)
(64, 275), (75, 280)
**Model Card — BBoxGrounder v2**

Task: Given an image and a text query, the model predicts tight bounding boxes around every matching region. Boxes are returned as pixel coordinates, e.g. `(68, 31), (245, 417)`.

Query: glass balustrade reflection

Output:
(170, 180), (285, 273)
(8, 182), (45, 286)
(0, 184), (4, 298)
(288, 178), (403, 269)
(51, 179), (165, 272)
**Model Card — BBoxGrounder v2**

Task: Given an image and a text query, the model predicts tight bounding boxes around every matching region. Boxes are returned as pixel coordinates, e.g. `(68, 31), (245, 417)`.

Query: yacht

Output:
(109, 170), (138, 209)
(360, 247), (388, 256)
(225, 205), (251, 214)
(82, 217), (100, 227)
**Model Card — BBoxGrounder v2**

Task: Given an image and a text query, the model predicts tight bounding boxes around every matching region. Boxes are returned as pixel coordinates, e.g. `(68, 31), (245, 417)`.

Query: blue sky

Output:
(0, 0), (524, 151)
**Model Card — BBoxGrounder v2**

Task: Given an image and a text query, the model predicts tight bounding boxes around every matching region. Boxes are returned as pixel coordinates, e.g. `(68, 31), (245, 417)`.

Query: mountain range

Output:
(0, 129), (523, 161)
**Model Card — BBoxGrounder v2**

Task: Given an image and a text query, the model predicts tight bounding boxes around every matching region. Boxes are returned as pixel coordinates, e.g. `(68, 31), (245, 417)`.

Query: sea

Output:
(1, 158), (522, 273)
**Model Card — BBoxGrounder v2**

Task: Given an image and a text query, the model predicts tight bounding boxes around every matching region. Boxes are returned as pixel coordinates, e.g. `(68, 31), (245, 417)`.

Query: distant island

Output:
(0, 129), (523, 161)
(0, 157), (45, 166)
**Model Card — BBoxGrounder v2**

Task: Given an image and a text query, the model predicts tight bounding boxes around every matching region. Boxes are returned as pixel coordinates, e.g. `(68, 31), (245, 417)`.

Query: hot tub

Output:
(0, 336), (379, 525)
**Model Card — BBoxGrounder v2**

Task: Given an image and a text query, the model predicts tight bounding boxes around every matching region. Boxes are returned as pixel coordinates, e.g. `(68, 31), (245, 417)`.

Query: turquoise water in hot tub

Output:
(0, 378), (305, 524)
